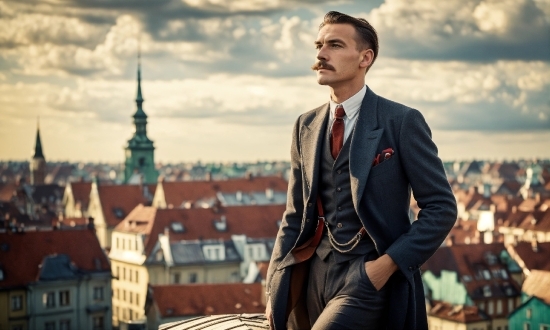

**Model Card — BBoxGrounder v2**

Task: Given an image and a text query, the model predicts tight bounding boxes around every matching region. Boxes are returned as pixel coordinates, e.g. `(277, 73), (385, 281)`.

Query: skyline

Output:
(0, 0), (549, 163)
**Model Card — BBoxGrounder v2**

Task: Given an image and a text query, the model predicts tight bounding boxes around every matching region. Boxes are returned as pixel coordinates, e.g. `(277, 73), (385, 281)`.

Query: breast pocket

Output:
(368, 156), (397, 178)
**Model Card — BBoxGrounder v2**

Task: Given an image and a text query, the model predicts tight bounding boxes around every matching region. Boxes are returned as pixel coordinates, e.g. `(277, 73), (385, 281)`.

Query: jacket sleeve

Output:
(385, 109), (457, 283)
(266, 115), (305, 294)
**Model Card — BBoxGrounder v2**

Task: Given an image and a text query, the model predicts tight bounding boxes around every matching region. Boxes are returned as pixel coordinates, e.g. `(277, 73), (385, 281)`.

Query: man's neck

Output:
(329, 80), (366, 104)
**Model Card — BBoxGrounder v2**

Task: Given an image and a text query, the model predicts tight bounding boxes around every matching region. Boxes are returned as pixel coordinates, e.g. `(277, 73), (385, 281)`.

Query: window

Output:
(135, 293), (140, 306)
(541, 325), (550, 330)
(189, 273), (197, 283)
(45, 321), (56, 330)
(116, 237), (120, 249)
(488, 301), (494, 315)
(122, 290), (126, 302)
(59, 319), (71, 330)
(129, 309), (134, 320)
(497, 299), (503, 315)
(59, 290), (70, 306)
(129, 269), (133, 282)
(135, 270), (139, 283)
(43, 292), (55, 308)
(173, 273), (181, 284)
(11, 326), (23, 330)
(92, 315), (104, 330)
(524, 323), (531, 330)
(122, 268), (126, 281)
(116, 266), (120, 278)
(93, 287), (104, 301)
(129, 292), (133, 304)
(527, 308), (532, 319)
(508, 298), (514, 313)
(11, 295), (23, 311)
(483, 285), (492, 297)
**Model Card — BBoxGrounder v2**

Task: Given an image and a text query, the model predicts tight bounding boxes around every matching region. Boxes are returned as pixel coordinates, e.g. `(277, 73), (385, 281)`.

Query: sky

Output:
(0, 0), (549, 164)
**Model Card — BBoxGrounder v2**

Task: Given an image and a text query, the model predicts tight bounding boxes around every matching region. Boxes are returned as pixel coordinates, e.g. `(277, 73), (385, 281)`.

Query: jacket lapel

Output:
(349, 87), (383, 213)
(301, 104), (329, 196)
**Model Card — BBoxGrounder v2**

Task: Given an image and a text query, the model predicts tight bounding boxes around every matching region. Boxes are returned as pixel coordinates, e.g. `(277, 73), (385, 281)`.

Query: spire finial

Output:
(33, 117), (44, 159)
(136, 36), (143, 104)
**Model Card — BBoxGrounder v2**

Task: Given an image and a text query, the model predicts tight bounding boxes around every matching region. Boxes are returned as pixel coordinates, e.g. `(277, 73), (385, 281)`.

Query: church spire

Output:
(33, 117), (44, 159)
(134, 41), (146, 119)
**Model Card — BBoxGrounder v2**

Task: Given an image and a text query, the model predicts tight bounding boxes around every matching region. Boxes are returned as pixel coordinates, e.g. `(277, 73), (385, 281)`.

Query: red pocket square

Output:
(372, 148), (394, 167)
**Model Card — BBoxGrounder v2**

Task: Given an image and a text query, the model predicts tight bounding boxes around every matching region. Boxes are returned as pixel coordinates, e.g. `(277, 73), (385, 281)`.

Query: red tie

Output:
(331, 105), (346, 159)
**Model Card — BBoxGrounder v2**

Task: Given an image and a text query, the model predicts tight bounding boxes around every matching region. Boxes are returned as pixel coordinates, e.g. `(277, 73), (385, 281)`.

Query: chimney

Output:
(205, 172), (212, 182)
(266, 188), (274, 201)
(245, 172), (253, 181)
(236, 191), (243, 202)
(531, 238), (539, 252)
(164, 226), (170, 238)
(87, 217), (95, 231)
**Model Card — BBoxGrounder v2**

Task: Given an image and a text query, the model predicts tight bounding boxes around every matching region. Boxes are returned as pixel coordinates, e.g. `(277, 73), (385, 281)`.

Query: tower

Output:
(123, 54), (158, 184)
(30, 119), (46, 185)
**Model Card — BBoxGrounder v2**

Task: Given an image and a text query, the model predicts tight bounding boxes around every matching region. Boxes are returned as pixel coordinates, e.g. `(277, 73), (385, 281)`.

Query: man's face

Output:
(313, 23), (370, 88)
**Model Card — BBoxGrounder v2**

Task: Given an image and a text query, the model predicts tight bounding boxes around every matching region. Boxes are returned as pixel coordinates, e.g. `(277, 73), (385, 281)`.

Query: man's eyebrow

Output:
(314, 38), (346, 45)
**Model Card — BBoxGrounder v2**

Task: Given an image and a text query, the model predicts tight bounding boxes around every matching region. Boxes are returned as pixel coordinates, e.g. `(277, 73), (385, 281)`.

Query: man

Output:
(265, 11), (457, 330)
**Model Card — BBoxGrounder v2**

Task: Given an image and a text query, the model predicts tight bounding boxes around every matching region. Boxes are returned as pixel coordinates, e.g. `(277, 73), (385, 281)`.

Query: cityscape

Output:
(1, 0), (549, 330)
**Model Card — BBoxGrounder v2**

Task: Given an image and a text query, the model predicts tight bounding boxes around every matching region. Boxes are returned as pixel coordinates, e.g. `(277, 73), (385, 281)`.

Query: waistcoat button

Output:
(337, 223), (343, 228)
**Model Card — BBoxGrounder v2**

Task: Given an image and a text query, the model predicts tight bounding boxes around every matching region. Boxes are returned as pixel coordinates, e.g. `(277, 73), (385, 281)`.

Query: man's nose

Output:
(317, 45), (328, 61)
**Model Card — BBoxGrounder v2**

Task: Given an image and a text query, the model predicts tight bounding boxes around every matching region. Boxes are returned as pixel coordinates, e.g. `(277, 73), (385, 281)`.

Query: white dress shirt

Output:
(329, 85), (366, 144)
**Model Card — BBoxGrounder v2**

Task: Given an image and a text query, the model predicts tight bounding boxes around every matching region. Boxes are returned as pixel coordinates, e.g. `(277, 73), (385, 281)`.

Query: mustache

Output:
(311, 60), (335, 71)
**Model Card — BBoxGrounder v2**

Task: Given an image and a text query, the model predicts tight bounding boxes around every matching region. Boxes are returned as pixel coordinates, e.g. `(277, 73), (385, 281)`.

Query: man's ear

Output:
(359, 49), (374, 69)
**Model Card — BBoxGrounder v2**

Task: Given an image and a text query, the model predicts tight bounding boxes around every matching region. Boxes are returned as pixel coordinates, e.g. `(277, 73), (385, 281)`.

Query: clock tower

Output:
(123, 56), (158, 184)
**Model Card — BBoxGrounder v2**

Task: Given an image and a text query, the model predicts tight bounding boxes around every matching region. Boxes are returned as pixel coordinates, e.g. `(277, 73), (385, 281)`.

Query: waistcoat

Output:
(315, 120), (376, 263)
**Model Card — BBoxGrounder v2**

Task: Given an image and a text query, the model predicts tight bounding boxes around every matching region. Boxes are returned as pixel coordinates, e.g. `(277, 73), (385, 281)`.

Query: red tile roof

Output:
(0, 229), (110, 288)
(507, 241), (550, 272)
(150, 283), (264, 318)
(159, 176), (287, 208)
(429, 301), (489, 323)
(522, 270), (550, 304)
(69, 181), (92, 210)
(97, 184), (156, 227)
(423, 243), (521, 300)
(115, 204), (285, 257)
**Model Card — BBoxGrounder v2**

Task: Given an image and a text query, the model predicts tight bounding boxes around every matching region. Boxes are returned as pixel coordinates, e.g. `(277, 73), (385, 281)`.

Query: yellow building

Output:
(109, 203), (283, 326)
(0, 289), (28, 330)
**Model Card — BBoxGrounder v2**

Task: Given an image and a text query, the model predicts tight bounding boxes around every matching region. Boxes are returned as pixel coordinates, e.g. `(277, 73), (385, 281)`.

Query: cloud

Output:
(369, 58), (550, 130)
(368, 0), (550, 61)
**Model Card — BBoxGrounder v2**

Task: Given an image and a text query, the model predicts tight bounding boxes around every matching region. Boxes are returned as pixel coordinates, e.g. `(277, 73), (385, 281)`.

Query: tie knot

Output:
(335, 105), (346, 119)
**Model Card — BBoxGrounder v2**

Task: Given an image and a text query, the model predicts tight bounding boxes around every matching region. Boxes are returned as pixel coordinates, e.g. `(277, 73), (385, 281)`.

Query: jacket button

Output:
(408, 266), (413, 271)
(306, 218), (310, 223)
(337, 223), (343, 228)
(307, 203), (312, 207)
(337, 170), (342, 174)
(337, 207), (342, 211)
(336, 187), (342, 192)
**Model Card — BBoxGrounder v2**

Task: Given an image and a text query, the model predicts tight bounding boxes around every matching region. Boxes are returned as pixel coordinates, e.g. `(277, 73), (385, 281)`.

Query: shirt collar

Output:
(329, 85), (367, 121)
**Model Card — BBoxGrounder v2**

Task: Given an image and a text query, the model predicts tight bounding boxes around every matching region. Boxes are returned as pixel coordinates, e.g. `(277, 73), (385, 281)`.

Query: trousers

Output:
(305, 251), (389, 330)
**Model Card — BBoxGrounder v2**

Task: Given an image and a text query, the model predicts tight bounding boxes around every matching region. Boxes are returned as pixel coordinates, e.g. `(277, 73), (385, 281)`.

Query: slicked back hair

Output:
(319, 11), (379, 72)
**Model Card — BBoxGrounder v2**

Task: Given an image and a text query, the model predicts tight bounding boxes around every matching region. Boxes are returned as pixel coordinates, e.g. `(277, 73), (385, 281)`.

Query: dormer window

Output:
(113, 207), (125, 219)
(203, 245), (225, 261)
(483, 285), (492, 297)
(214, 216), (227, 232)
(170, 222), (185, 233)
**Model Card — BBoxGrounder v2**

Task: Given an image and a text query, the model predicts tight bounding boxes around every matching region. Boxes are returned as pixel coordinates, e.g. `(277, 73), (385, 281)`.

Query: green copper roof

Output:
(33, 121), (44, 159)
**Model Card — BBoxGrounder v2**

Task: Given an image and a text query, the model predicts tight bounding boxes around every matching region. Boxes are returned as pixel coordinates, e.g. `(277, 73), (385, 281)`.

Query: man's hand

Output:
(364, 254), (398, 291)
(265, 297), (274, 329)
